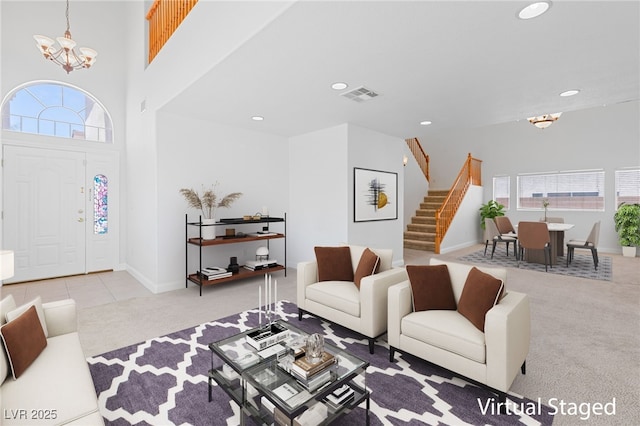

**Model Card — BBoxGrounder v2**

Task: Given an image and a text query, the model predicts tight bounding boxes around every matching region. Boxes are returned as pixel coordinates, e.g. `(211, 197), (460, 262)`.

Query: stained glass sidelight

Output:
(94, 174), (108, 234)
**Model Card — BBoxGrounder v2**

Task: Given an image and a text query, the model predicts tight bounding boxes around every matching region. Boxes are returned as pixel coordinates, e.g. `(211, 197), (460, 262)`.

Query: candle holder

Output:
(248, 273), (287, 350)
(257, 273), (280, 329)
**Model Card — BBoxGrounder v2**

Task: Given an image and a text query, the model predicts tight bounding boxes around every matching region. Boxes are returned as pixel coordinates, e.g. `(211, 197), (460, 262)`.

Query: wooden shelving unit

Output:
(185, 214), (287, 296)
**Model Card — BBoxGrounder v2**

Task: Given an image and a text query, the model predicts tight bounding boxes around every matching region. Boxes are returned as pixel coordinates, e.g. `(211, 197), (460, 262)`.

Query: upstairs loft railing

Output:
(405, 137), (430, 182)
(146, 0), (199, 63)
(434, 153), (482, 253)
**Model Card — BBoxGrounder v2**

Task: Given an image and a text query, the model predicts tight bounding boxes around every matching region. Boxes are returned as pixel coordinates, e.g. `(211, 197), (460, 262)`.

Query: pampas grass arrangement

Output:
(180, 182), (242, 219)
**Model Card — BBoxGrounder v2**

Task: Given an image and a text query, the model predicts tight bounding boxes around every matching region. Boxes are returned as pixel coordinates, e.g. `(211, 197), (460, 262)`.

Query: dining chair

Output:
(517, 221), (552, 271)
(484, 218), (518, 259)
(494, 216), (518, 238)
(566, 221), (600, 270)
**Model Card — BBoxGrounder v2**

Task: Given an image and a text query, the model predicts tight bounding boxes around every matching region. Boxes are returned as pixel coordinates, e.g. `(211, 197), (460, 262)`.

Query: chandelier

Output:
(528, 112), (562, 129)
(33, 0), (97, 74)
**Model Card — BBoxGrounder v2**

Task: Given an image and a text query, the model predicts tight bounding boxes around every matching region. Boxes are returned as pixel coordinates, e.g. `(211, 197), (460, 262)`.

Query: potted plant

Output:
(479, 200), (505, 230)
(613, 202), (640, 257)
(180, 183), (242, 239)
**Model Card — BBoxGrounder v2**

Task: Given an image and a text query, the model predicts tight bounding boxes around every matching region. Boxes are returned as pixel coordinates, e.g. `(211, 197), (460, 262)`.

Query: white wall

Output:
(288, 125), (349, 266)
(154, 112), (289, 292)
(289, 124), (406, 267)
(440, 185), (484, 253)
(426, 101), (640, 253)
(347, 124), (405, 266)
(122, 0), (158, 288)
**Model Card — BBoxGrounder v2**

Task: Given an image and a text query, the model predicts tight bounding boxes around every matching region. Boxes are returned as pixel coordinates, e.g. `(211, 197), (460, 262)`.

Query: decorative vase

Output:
(305, 333), (324, 364)
(621, 246), (637, 257)
(200, 218), (217, 240)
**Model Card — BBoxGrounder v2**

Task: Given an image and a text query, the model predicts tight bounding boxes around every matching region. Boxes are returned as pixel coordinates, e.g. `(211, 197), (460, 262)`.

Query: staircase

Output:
(404, 137), (482, 254)
(403, 189), (448, 251)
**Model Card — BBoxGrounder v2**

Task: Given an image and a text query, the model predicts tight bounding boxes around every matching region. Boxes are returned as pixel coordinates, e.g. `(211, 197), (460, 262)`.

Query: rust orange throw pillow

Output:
(457, 267), (504, 331)
(406, 264), (456, 311)
(314, 246), (354, 282)
(0, 305), (47, 379)
(354, 248), (380, 289)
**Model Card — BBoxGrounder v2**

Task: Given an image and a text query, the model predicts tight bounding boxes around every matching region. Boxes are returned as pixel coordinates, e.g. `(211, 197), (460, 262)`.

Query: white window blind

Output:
(615, 168), (640, 207)
(493, 176), (510, 209)
(517, 170), (605, 211)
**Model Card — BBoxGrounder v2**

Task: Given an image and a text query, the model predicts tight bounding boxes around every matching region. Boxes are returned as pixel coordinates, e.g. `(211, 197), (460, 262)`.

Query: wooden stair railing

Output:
(146, 0), (199, 63)
(405, 138), (430, 182)
(434, 153), (482, 253)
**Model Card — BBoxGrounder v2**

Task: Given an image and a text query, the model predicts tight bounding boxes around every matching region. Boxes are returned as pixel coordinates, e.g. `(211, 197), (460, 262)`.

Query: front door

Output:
(2, 145), (118, 283)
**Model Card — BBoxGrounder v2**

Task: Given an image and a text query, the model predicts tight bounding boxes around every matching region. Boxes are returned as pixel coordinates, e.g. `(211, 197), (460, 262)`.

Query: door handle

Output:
(77, 218), (85, 222)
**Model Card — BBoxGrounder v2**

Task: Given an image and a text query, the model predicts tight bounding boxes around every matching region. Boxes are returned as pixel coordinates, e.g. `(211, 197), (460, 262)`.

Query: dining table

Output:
(523, 222), (575, 265)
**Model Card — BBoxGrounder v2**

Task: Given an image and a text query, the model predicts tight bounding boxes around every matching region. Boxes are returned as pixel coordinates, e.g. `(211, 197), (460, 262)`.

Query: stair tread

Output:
(406, 188), (449, 254)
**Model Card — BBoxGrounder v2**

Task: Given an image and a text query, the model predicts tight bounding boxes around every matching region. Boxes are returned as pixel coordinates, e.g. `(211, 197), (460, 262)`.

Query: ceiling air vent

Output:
(340, 86), (380, 103)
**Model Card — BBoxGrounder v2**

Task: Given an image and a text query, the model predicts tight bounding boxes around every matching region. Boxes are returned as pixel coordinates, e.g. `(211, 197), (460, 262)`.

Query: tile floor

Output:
(1, 270), (152, 309)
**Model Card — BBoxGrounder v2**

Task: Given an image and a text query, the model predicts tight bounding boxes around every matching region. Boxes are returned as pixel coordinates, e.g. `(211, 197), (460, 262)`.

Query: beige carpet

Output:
(78, 246), (640, 425)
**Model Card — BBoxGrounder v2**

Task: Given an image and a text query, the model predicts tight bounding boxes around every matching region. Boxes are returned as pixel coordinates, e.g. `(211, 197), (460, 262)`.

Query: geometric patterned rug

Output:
(459, 249), (612, 281)
(87, 301), (554, 425)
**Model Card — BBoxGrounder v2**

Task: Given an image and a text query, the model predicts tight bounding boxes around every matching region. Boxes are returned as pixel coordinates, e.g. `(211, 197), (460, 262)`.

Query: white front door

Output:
(2, 145), (118, 282)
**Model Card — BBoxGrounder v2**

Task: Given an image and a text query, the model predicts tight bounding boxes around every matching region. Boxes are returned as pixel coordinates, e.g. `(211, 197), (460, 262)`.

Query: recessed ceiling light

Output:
(560, 89), (580, 97)
(518, 1), (551, 20)
(331, 82), (348, 90)
(420, 120), (432, 126)
(251, 116), (264, 121)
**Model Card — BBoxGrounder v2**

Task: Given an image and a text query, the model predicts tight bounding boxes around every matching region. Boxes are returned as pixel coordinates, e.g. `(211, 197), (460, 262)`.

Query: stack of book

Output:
(324, 384), (355, 411)
(198, 267), (232, 280)
(244, 259), (278, 271)
(289, 352), (336, 392)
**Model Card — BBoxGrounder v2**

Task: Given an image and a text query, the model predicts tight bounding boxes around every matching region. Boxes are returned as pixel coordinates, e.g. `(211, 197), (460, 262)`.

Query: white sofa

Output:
(297, 244), (408, 353)
(387, 259), (530, 400)
(0, 295), (104, 425)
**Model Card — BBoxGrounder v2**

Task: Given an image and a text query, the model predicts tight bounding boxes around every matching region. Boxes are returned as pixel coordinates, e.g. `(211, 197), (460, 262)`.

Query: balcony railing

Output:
(146, 0), (199, 63)
(405, 137), (430, 182)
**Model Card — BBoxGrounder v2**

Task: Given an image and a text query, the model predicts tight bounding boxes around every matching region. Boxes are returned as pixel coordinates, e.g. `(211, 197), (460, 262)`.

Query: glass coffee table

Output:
(208, 320), (370, 425)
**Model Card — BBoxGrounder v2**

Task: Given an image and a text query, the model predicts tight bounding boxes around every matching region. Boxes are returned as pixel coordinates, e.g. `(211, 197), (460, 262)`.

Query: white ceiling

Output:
(161, 1), (640, 139)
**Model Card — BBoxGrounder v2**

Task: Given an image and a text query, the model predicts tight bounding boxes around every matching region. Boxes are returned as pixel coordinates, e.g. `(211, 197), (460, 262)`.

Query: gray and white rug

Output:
(459, 249), (612, 281)
(87, 301), (553, 425)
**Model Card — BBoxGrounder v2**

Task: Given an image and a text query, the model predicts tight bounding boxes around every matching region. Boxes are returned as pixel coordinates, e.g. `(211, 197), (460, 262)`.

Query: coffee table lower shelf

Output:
(208, 368), (369, 426)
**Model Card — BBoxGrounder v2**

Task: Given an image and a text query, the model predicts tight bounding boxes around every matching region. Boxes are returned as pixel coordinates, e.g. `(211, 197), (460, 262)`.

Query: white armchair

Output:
(387, 259), (530, 401)
(297, 244), (408, 353)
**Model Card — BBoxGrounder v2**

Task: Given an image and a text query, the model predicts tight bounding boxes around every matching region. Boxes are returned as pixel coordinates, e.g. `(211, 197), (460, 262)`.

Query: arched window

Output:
(1, 81), (113, 143)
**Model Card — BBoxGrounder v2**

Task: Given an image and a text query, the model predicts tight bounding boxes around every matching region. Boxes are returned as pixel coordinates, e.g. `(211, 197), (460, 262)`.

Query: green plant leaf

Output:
(479, 200), (505, 229)
(614, 203), (640, 246)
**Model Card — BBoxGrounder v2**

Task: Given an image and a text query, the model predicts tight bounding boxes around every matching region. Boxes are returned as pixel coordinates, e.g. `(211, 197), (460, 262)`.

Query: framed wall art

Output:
(354, 167), (398, 222)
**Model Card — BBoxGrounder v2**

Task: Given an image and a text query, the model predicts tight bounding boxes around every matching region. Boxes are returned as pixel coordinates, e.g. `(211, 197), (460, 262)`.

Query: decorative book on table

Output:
(245, 323), (290, 350)
(324, 384), (355, 410)
(290, 367), (333, 392)
(289, 352), (336, 379)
